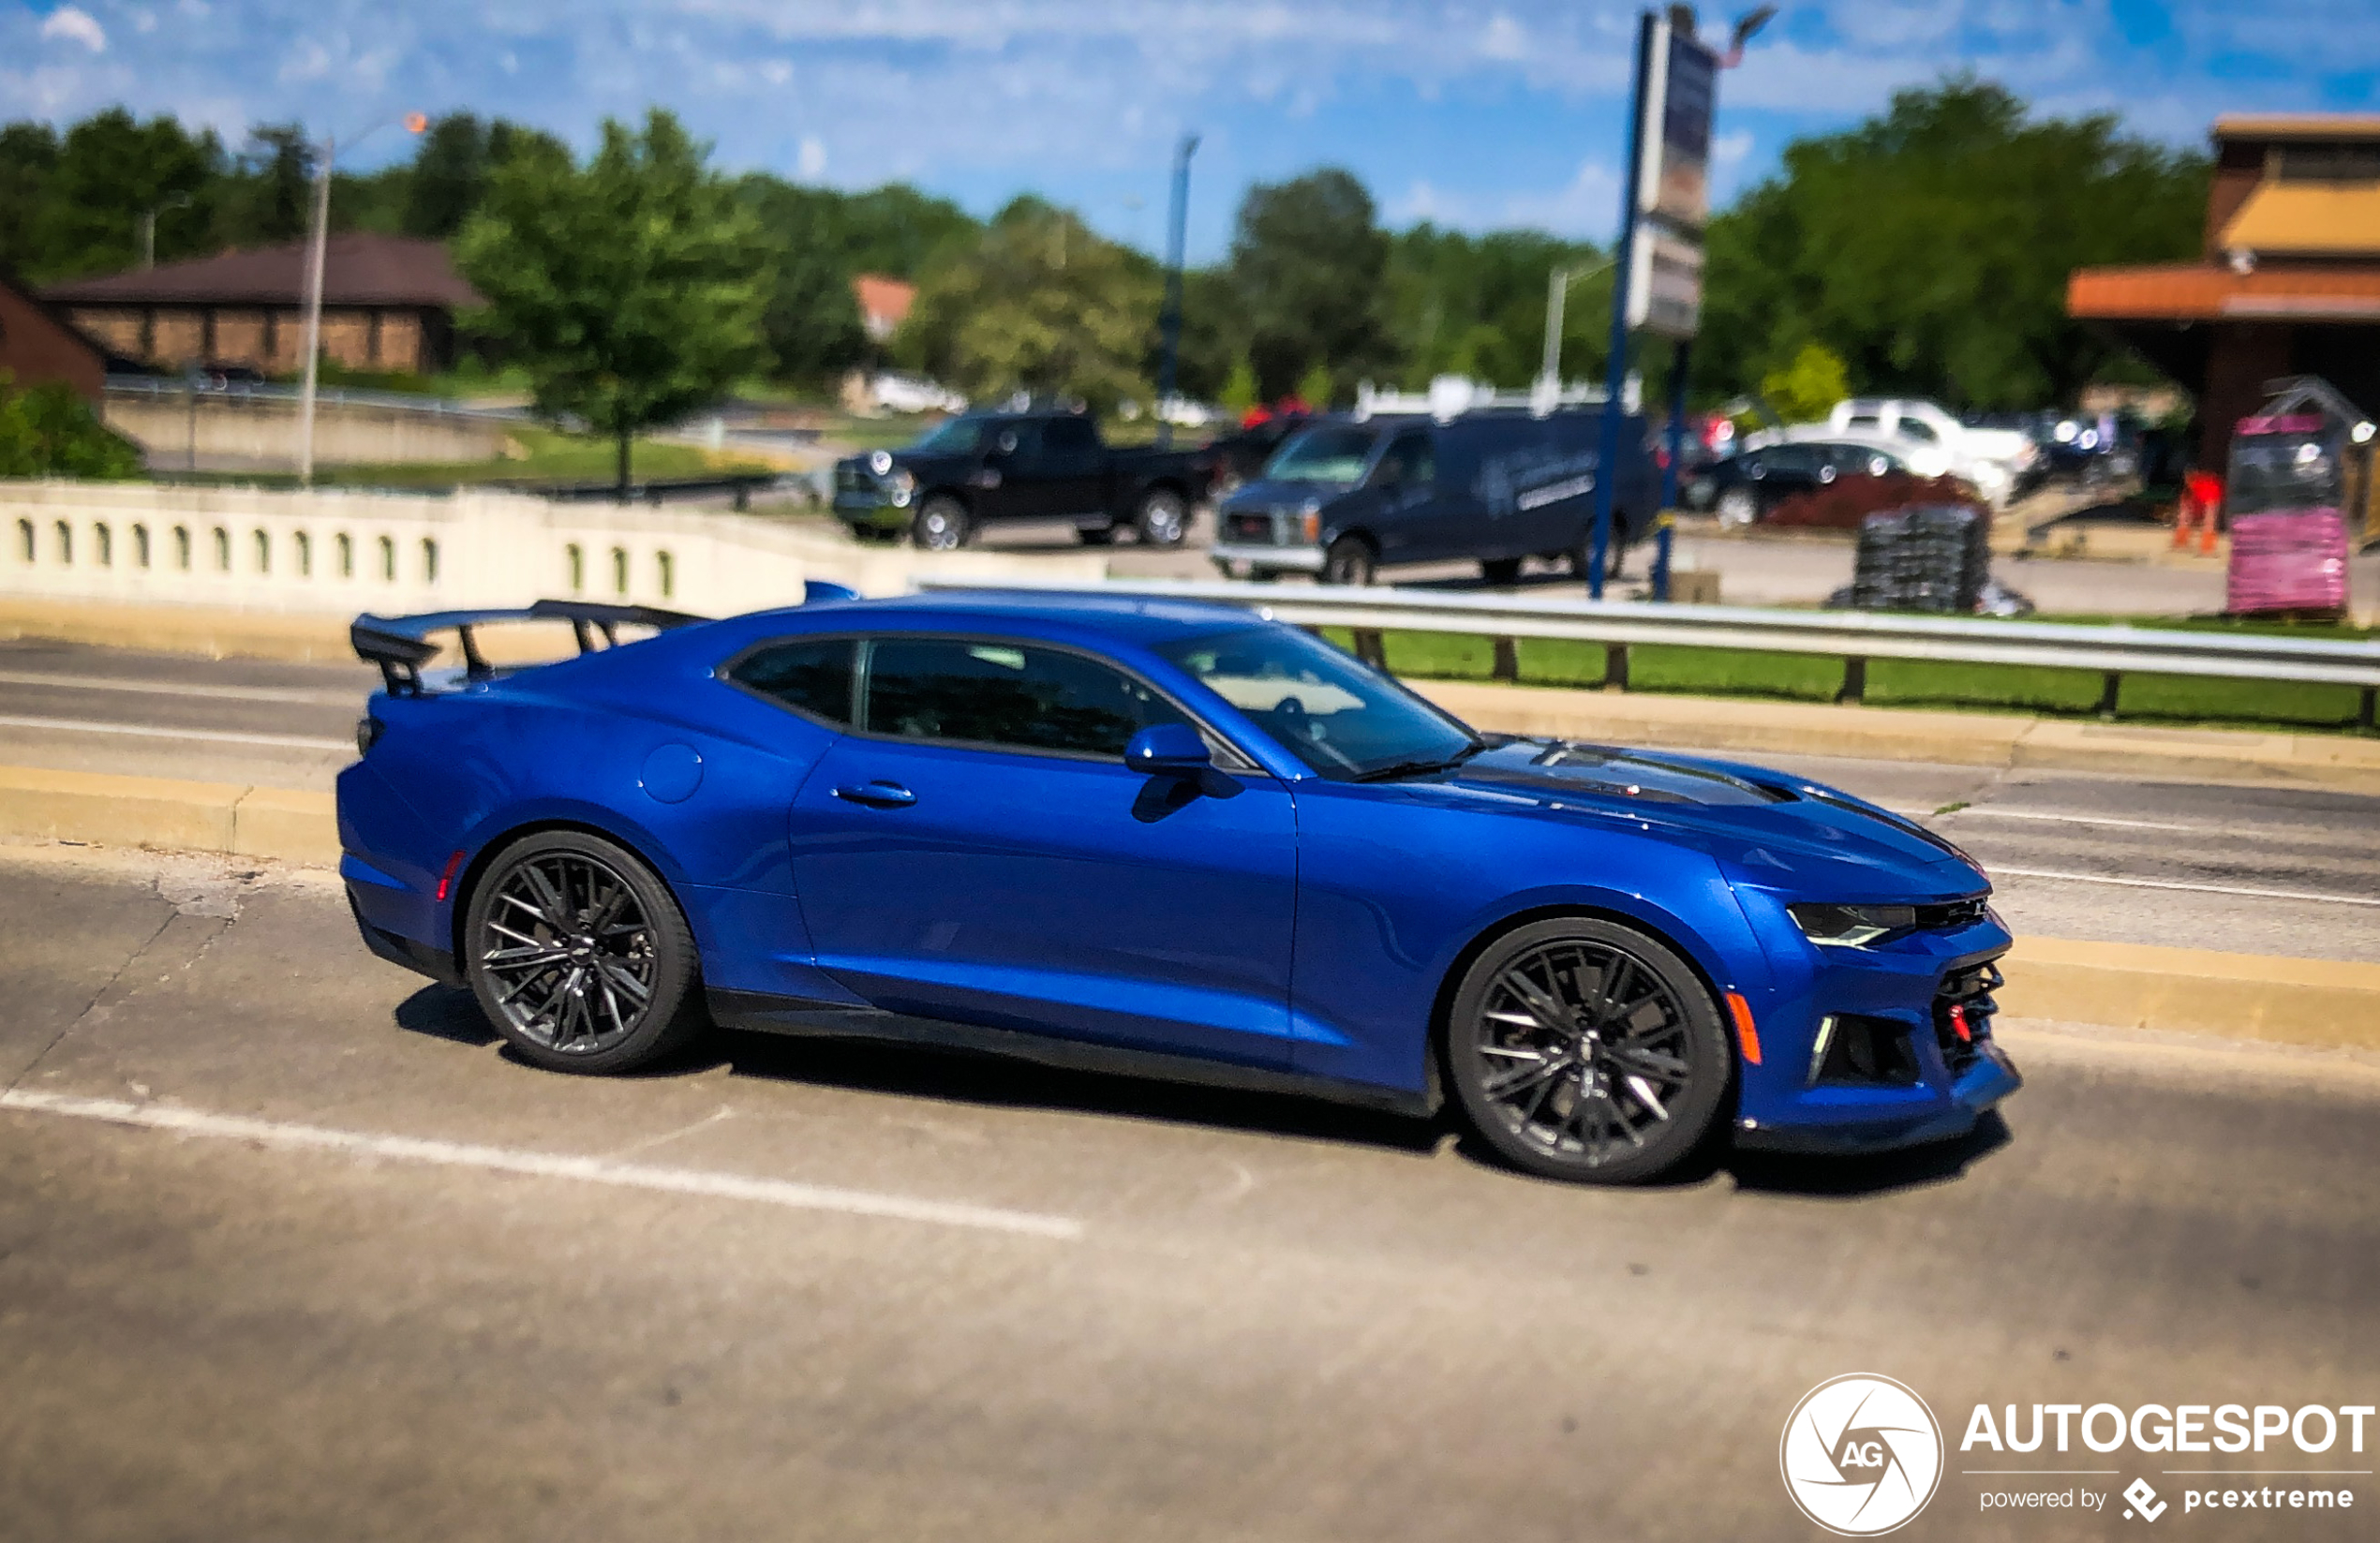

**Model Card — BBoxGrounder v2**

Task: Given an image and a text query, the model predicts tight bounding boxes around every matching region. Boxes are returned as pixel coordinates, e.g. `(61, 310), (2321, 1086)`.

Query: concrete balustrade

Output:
(0, 480), (1106, 620)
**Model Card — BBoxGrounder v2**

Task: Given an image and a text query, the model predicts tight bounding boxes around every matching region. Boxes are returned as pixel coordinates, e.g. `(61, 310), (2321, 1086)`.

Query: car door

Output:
(974, 420), (1044, 522)
(1367, 428), (1448, 562)
(787, 634), (1301, 1067)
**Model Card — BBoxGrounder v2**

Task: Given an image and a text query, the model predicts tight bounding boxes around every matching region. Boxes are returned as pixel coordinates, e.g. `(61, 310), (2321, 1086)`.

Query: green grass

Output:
(1323, 625), (2376, 734)
(156, 426), (776, 493)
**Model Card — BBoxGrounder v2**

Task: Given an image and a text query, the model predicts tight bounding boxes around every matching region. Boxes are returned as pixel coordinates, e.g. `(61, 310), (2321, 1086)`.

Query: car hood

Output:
(1223, 478), (1354, 512)
(1395, 738), (1986, 900)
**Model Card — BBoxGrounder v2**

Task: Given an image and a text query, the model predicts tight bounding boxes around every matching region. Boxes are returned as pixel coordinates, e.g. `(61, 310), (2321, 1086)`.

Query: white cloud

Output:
(796, 133), (826, 179)
(39, 5), (110, 52)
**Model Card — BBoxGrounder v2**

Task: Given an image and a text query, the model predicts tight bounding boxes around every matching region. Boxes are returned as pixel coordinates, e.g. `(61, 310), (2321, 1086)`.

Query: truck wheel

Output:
(1136, 489), (1189, 547)
(911, 496), (971, 551)
(1320, 536), (1376, 586)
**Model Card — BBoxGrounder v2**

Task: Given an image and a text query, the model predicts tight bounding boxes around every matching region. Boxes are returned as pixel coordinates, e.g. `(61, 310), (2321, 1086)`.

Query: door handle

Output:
(833, 779), (917, 809)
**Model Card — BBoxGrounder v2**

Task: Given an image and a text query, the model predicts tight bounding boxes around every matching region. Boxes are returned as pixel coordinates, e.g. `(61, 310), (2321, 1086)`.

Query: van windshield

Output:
(1265, 425), (1376, 483)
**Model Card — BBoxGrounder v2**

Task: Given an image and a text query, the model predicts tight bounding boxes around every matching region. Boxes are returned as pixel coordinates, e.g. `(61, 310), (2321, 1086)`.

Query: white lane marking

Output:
(0, 1089), (1082, 1240)
(0, 671), (361, 705)
(1947, 808), (2203, 833)
(1990, 867), (2380, 909)
(0, 713), (353, 751)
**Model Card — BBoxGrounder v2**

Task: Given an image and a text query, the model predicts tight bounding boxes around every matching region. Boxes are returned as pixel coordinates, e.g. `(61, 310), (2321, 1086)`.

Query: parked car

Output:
(832, 410), (1216, 549)
(1684, 440), (1915, 527)
(863, 371), (967, 416)
(1211, 409), (1659, 586)
(341, 594), (2020, 1186)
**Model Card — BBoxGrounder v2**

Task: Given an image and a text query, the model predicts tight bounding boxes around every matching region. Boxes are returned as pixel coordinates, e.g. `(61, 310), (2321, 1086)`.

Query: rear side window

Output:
(1042, 417), (1098, 453)
(863, 638), (1189, 757)
(730, 637), (855, 723)
(1896, 416), (1941, 443)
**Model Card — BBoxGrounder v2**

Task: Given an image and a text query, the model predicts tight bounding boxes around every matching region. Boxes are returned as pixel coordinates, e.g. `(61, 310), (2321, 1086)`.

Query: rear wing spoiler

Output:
(350, 599), (707, 697)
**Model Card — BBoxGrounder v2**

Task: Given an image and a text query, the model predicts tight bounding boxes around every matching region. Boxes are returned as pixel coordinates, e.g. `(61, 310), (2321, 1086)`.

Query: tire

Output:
(1444, 917), (1730, 1184)
(1480, 556), (1524, 586)
(911, 495), (971, 551)
(1135, 488), (1190, 547)
(1715, 487), (1759, 529)
(1320, 535), (1376, 586)
(462, 830), (707, 1076)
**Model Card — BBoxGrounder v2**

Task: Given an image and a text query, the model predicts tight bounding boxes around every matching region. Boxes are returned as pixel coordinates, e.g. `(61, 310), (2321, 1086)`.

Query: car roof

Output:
(698, 590), (1266, 652)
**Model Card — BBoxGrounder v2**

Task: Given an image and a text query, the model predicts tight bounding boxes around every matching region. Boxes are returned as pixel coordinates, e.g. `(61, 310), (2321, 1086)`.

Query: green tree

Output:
(1699, 78), (2207, 408)
(455, 109), (770, 496)
(1217, 355), (1259, 415)
(214, 124), (317, 249)
(1294, 359), (1334, 410)
(896, 200), (1157, 413)
(1759, 342), (1852, 423)
(734, 175), (870, 387)
(399, 115), (569, 240)
(0, 373), (142, 479)
(1383, 225), (1608, 389)
(1227, 169), (1394, 400)
(0, 123), (62, 275)
(23, 110), (217, 281)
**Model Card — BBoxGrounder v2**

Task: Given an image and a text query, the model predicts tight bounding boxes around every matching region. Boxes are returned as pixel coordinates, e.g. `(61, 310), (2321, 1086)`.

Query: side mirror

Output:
(1123, 722), (1211, 777)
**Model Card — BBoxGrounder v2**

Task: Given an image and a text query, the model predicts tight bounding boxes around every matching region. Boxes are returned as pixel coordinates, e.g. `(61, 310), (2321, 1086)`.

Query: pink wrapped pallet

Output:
(2225, 507), (2350, 616)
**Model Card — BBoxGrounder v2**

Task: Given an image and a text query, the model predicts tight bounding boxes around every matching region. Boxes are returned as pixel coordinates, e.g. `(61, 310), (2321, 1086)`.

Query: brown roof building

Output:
(44, 232), (486, 378)
(0, 268), (109, 402)
(2070, 114), (2380, 466)
(852, 273), (915, 343)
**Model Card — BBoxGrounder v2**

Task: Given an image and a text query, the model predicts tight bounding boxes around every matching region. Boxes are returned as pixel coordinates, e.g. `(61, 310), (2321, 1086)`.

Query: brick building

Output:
(44, 233), (485, 378)
(0, 268), (109, 402)
(2069, 114), (2380, 467)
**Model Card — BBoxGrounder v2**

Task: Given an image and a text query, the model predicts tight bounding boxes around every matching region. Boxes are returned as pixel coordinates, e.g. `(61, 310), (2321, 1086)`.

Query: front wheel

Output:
(1445, 918), (1730, 1183)
(1320, 535), (1376, 586)
(911, 495), (971, 551)
(463, 831), (707, 1075)
(1136, 489), (1190, 547)
(1716, 487), (1759, 529)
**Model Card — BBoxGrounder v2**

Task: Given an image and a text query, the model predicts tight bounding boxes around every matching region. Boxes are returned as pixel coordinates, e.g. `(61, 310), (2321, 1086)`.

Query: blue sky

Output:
(5, 1), (2373, 261)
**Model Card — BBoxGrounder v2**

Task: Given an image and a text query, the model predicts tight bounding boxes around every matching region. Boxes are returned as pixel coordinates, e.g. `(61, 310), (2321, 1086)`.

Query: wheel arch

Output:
(446, 814), (703, 974)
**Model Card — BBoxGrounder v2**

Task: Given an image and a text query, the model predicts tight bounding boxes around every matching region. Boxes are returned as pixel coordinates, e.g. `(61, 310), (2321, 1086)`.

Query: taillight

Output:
(435, 850), (465, 903)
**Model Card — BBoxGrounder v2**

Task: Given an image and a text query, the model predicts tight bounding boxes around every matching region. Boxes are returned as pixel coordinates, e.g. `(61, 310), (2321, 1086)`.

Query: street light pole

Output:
(1537, 256), (1617, 397)
(1154, 132), (1199, 450)
(295, 112), (425, 485)
(139, 192), (192, 271)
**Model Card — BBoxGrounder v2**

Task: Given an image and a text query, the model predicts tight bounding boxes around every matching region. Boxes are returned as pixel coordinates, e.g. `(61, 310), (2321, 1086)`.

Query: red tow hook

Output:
(1948, 1003), (1973, 1044)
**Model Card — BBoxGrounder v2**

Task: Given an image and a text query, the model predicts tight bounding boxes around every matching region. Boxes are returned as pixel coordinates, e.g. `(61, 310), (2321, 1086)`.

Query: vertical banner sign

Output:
(1626, 15), (1717, 339)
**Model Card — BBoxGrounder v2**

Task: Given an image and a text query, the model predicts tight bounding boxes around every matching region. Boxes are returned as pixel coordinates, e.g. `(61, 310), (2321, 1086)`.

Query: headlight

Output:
(868, 450), (894, 476)
(1788, 902), (1916, 948)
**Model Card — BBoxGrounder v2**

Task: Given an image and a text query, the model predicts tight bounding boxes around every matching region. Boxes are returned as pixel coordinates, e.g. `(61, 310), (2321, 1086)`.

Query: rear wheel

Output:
(1445, 917), (1729, 1183)
(911, 495), (971, 551)
(1320, 535), (1376, 586)
(1136, 488), (1190, 547)
(463, 831), (707, 1075)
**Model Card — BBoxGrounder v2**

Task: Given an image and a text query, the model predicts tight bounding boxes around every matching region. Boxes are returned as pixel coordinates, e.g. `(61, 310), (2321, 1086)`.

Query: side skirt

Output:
(707, 988), (1437, 1120)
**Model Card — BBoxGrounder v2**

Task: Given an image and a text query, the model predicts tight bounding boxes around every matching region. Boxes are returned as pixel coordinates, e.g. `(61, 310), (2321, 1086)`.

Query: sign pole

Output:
(1588, 10), (1656, 600)
(1154, 133), (1198, 451)
(1655, 338), (1690, 601)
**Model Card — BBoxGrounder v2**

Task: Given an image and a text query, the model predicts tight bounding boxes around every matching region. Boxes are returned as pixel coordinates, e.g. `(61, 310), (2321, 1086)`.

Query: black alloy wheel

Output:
(1320, 535), (1376, 586)
(1136, 489), (1190, 547)
(1446, 918), (1729, 1183)
(911, 495), (971, 551)
(463, 831), (706, 1075)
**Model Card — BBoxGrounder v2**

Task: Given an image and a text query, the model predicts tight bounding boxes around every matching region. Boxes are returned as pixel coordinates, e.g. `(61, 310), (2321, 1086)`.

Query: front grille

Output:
(1932, 960), (2003, 1078)
(836, 466), (875, 493)
(1915, 896), (1989, 931)
(1225, 512), (1282, 544)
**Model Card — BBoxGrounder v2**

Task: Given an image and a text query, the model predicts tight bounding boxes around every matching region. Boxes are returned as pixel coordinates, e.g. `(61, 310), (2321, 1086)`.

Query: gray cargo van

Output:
(1208, 409), (1658, 586)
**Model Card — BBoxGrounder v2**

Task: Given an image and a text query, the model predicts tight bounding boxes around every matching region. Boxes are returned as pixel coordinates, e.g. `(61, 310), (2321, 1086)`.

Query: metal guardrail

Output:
(914, 576), (2380, 726)
(105, 377), (534, 423)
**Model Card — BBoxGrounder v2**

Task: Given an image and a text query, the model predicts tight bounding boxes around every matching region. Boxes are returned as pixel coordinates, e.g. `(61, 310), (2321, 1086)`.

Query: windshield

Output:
(1264, 425), (1377, 483)
(910, 417), (989, 454)
(1155, 625), (1479, 779)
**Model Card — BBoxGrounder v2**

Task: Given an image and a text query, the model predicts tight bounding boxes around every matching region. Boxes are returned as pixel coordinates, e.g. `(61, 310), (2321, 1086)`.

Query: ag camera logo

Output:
(1781, 1374), (1945, 1535)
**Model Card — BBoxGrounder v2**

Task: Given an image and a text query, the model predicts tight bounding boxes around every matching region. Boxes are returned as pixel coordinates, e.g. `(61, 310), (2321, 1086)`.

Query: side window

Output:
(1897, 416), (1941, 443)
(1377, 432), (1435, 487)
(729, 637), (855, 724)
(1042, 417), (1097, 454)
(862, 639), (1189, 757)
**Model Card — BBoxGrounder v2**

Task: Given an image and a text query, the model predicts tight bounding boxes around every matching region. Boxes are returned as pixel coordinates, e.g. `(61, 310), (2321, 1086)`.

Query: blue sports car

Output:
(337, 591), (2018, 1184)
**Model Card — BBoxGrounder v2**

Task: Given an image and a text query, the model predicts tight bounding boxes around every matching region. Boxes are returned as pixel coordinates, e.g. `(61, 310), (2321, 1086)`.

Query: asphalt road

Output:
(0, 844), (2373, 1542)
(7, 635), (2378, 962)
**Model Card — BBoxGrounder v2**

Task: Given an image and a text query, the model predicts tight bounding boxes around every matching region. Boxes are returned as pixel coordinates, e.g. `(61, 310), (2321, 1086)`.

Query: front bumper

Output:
(834, 488), (912, 531)
(1735, 1041), (2020, 1152)
(1211, 541), (1326, 572)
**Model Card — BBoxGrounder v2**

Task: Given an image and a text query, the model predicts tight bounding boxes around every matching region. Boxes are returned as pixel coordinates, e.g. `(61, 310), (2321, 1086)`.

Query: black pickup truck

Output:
(832, 411), (1216, 550)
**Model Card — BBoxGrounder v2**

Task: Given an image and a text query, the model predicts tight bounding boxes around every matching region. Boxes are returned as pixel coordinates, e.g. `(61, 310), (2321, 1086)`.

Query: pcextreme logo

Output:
(1781, 1373), (1946, 1536)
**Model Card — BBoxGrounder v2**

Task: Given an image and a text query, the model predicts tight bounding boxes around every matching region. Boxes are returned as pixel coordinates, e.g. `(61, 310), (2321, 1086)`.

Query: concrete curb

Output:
(0, 764), (339, 866)
(3, 763), (2375, 1054)
(0, 597), (353, 662)
(1413, 680), (2380, 795)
